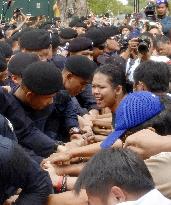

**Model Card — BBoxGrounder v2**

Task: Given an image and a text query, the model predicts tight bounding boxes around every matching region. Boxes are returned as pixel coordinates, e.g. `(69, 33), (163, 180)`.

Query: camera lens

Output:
(138, 38), (151, 54)
(138, 42), (149, 53)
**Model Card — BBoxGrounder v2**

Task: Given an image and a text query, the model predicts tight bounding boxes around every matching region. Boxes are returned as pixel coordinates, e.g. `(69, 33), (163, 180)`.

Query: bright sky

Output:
(118, 0), (128, 5)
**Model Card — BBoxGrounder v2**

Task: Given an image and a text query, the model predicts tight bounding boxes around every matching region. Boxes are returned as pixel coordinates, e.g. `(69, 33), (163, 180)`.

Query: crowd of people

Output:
(0, 0), (171, 204)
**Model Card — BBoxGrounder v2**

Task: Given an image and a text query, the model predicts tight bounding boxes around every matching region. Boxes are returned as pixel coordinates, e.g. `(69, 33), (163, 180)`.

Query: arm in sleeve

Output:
(0, 88), (56, 157)
(161, 16), (171, 34)
(0, 136), (52, 205)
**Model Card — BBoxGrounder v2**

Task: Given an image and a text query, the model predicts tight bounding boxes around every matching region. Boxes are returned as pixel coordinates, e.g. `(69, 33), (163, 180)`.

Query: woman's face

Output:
(92, 72), (118, 110)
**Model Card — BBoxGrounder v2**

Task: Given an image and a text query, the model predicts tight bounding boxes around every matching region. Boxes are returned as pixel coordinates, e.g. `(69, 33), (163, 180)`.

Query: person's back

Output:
(0, 135), (52, 205)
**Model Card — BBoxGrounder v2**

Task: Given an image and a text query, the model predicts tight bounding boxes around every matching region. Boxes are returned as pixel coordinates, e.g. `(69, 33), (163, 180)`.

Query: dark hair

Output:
(128, 94), (171, 136)
(134, 60), (170, 92)
(94, 63), (130, 94)
(140, 32), (155, 46)
(149, 25), (159, 30)
(119, 25), (133, 33)
(155, 35), (170, 47)
(74, 148), (154, 199)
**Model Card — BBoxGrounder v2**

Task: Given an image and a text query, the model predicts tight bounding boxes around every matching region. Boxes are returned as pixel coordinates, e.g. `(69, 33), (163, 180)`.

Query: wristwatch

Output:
(69, 127), (81, 135)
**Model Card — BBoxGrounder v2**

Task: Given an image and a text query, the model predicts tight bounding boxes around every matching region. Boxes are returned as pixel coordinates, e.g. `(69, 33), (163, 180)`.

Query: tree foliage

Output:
(88, 0), (146, 15)
(88, 0), (133, 15)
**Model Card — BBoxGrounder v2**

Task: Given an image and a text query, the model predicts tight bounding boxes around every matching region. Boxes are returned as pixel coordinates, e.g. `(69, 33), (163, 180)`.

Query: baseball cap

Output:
(156, 0), (168, 5)
(101, 91), (165, 148)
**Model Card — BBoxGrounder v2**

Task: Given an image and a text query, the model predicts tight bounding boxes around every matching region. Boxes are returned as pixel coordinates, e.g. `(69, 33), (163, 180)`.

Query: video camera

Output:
(138, 36), (151, 54)
(144, 2), (157, 21)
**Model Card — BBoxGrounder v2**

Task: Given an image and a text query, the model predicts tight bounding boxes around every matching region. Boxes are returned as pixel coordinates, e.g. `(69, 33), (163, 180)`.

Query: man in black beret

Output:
(0, 61), (82, 162)
(20, 29), (52, 61)
(8, 52), (40, 86)
(14, 61), (62, 109)
(68, 37), (93, 60)
(58, 28), (78, 57)
(62, 55), (97, 96)
(73, 22), (87, 35)
(97, 26), (121, 65)
(59, 28), (78, 40)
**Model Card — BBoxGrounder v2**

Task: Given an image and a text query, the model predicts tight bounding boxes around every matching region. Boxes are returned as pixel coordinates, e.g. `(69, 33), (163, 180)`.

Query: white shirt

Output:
(118, 189), (171, 205)
(126, 56), (170, 82)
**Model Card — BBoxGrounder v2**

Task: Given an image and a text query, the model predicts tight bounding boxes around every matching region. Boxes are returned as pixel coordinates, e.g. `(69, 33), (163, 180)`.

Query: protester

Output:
(74, 148), (171, 205)
(0, 1), (171, 204)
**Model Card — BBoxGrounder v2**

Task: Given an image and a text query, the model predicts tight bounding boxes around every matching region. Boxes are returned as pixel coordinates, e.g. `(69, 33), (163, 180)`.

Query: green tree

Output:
(88, 0), (133, 15)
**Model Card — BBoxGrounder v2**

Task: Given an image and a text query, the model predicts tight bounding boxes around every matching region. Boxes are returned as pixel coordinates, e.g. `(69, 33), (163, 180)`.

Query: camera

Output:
(144, 2), (156, 21)
(114, 34), (129, 51)
(138, 37), (151, 54)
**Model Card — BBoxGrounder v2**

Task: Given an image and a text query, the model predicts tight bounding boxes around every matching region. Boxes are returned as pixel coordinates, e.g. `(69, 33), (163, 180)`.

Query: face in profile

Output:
(25, 92), (55, 110)
(62, 71), (88, 96)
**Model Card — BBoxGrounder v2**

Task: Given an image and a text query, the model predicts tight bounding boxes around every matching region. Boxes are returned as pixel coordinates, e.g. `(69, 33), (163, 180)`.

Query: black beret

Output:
(80, 16), (88, 21)
(85, 27), (107, 47)
(69, 17), (81, 28)
(68, 37), (93, 52)
(101, 26), (119, 39)
(8, 52), (40, 75)
(0, 56), (7, 72)
(22, 61), (63, 95)
(0, 42), (12, 58)
(74, 22), (87, 29)
(20, 29), (51, 50)
(59, 28), (78, 40)
(51, 32), (60, 49)
(65, 55), (97, 80)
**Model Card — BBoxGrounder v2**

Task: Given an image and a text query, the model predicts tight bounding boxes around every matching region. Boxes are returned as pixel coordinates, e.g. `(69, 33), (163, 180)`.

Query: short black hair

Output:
(65, 55), (97, 80)
(134, 60), (170, 92)
(74, 148), (154, 200)
(140, 32), (155, 46)
(155, 34), (170, 47)
(94, 63), (129, 93)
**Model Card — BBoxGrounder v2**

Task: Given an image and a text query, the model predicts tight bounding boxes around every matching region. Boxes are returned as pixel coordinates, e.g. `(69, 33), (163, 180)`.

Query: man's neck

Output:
(157, 14), (166, 19)
(14, 87), (27, 104)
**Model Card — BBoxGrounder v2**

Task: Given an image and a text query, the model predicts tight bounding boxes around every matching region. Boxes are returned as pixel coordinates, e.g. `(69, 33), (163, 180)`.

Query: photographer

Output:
(122, 32), (155, 82)
(156, 0), (171, 36)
